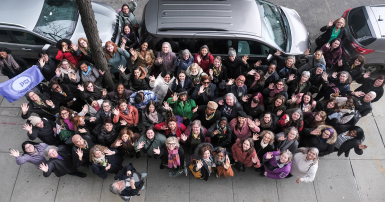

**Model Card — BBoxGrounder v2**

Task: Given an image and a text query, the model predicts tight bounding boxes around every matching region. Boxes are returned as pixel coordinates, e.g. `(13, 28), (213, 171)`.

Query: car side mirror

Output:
(266, 54), (273, 62)
(42, 44), (51, 51)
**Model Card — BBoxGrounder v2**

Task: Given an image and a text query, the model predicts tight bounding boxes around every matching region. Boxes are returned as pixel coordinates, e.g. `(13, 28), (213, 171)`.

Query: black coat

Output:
(315, 25), (347, 48)
(120, 31), (139, 50)
(43, 145), (76, 177)
(157, 144), (185, 167)
(75, 49), (94, 64)
(244, 74), (265, 94)
(1, 55), (28, 78)
(265, 105), (286, 119)
(241, 101), (264, 119)
(171, 76), (194, 95)
(27, 118), (62, 146)
(338, 61), (365, 80)
(214, 98), (244, 121)
(90, 149), (124, 179)
(191, 83), (217, 106)
(51, 84), (84, 111)
(308, 69), (323, 93)
(208, 64), (228, 85)
(114, 163), (144, 197)
(337, 137), (364, 157)
(258, 113), (278, 133)
(287, 79), (313, 97)
(223, 56), (248, 80)
(206, 121), (232, 147)
(192, 106), (221, 129)
(254, 65), (280, 88)
(355, 77), (384, 103)
(36, 56), (57, 81)
(254, 138), (274, 161)
(302, 129), (335, 157)
(105, 89), (134, 107)
(21, 99), (60, 121)
(72, 136), (96, 167)
(80, 88), (104, 103)
(94, 109), (116, 124)
(99, 125), (119, 146)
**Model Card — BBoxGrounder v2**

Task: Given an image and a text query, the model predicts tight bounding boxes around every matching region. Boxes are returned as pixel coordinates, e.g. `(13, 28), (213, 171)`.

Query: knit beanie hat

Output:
(317, 64), (326, 72)
(104, 117), (113, 124)
(28, 116), (42, 126)
(220, 117), (228, 123)
(207, 101), (218, 110)
(44, 146), (59, 160)
(237, 111), (248, 118)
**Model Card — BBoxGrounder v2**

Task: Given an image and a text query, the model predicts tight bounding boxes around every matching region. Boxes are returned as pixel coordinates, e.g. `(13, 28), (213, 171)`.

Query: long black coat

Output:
(90, 149), (124, 179)
(27, 118), (62, 146)
(302, 129), (336, 157)
(254, 65), (280, 88)
(43, 145), (76, 177)
(315, 25), (347, 48)
(21, 99), (60, 121)
(72, 136), (96, 167)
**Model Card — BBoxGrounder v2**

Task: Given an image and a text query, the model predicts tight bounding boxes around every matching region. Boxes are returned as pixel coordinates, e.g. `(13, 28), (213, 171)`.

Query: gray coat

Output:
(76, 65), (103, 86)
(298, 55), (326, 74)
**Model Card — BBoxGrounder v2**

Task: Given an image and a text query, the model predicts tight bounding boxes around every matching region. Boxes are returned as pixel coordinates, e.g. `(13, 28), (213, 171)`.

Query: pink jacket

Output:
(229, 118), (260, 140)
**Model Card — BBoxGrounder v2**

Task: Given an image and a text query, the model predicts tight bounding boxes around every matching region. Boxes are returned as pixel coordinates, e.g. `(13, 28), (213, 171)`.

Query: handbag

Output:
(189, 163), (204, 179)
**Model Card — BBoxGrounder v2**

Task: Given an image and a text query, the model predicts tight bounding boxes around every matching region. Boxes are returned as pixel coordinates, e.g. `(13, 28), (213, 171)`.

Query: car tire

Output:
(366, 64), (383, 73)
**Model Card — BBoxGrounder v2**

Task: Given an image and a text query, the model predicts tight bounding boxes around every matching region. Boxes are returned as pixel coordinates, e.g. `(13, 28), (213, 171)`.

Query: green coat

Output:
(134, 133), (166, 157)
(167, 98), (196, 120)
(107, 48), (130, 73)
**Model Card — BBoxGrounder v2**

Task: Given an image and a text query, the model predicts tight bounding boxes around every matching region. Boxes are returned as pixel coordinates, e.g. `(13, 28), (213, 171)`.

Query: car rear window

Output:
(348, 7), (376, 46)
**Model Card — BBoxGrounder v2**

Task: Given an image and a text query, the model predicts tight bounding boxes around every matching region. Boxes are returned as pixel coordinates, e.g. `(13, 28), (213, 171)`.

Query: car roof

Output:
(369, 5), (385, 37)
(146, 0), (262, 37)
(0, 0), (45, 30)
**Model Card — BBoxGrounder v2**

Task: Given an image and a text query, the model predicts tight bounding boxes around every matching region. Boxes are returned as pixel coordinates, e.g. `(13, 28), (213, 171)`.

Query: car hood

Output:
(70, 2), (117, 45)
(280, 7), (309, 55)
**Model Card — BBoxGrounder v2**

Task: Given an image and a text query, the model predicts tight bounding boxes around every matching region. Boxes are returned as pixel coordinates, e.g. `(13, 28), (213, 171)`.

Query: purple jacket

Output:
(321, 38), (342, 68)
(15, 143), (48, 169)
(263, 151), (292, 179)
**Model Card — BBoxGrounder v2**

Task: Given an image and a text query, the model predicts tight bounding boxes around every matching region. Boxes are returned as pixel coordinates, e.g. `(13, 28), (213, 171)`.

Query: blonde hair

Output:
(89, 145), (109, 162)
(334, 17), (346, 27)
(259, 130), (275, 145)
(165, 136), (180, 148)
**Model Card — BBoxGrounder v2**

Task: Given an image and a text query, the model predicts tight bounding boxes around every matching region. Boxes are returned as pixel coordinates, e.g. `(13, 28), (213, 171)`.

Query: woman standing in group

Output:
(289, 147), (319, 184)
(229, 111), (260, 141)
(321, 38), (342, 68)
(261, 150), (293, 179)
(111, 128), (139, 158)
(76, 38), (94, 63)
(104, 41), (131, 79)
(213, 147), (234, 178)
(120, 24), (138, 51)
(10, 141), (48, 169)
(54, 59), (80, 85)
(180, 120), (207, 153)
(245, 69), (265, 95)
(217, 93), (244, 121)
(277, 108), (304, 132)
(89, 145), (124, 179)
(336, 55), (365, 80)
(190, 143), (215, 181)
(194, 45), (214, 73)
(154, 42), (177, 74)
(154, 136), (187, 177)
(118, 2), (140, 32)
(208, 56), (228, 87)
(174, 49), (194, 75)
(167, 89), (196, 126)
(21, 91), (59, 121)
(149, 71), (175, 103)
(142, 101), (166, 128)
(55, 39), (81, 66)
(301, 125), (337, 157)
(154, 116), (186, 140)
(297, 49), (326, 74)
(129, 41), (155, 75)
(135, 127), (167, 158)
(76, 61), (104, 87)
(186, 63), (208, 87)
(232, 138), (261, 172)
(275, 127), (299, 155)
(241, 92), (264, 120)
(171, 71), (194, 95)
(315, 17), (347, 50)
(355, 74), (385, 103)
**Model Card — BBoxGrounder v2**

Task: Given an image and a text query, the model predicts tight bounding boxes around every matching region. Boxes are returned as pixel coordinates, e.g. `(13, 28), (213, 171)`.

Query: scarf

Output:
(0, 54), (20, 71)
(213, 65), (221, 77)
(36, 98), (47, 107)
(167, 147), (180, 168)
(122, 108), (130, 115)
(192, 130), (201, 139)
(60, 67), (76, 78)
(205, 111), (215, 120)
(223, 105), (233, 115)
(203, 156), (214, 175)
(94, 154), (108, 167)
(146, 111), (158, 123)
(57, 154), (64, 160)
(64, 118), (74, 130)
(260, 140), (268, 149)
(93, 103), (100, 112)
(82, 66), (92, 76)
(269, 87), (284, 97)
(216, 123), (226, 138)
(260, 118), (272, 128)
(60, 91), (67, 97)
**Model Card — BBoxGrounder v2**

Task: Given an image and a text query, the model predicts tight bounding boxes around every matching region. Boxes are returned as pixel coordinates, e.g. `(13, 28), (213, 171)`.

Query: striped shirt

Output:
(335, 131), (353, 149)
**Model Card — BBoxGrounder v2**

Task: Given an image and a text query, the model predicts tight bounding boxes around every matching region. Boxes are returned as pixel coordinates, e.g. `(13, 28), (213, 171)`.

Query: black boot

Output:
(160, 164), (165, 169)
(260, 172), (265, 177)
(136, 152), (141, 159)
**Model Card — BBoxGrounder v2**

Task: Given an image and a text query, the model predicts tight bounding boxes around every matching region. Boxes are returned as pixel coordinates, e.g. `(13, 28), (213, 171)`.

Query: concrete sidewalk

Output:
(0, 74), (385, 202)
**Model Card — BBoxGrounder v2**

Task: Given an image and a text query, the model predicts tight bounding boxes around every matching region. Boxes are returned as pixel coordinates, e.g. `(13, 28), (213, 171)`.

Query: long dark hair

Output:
(21, 141), (40, 154)
(56, 39), (73, 50)
(287, 108), (303, 130)
(144, 100), (160, 114)
(298, 92), (314, 107)
(239, 138), (255, 155)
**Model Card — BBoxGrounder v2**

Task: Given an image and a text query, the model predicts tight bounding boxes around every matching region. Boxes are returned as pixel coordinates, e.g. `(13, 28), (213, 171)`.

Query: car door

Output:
(234, 39), (273, 67)
(0, 29), (18, 55)
(7, 30), (53, 59)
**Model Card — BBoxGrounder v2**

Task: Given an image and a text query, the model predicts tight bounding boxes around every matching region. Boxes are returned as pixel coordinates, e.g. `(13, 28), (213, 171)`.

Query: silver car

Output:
(341, 5), (385, 73)
(142, 0), (309, 63)
(0, 0), (121, 59)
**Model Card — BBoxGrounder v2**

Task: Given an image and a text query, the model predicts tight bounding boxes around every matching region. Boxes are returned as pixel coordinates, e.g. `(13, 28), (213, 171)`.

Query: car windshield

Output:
(348, 7), (376, 46)
(33, 0), (79, 41)
(258, 0), (287, 51)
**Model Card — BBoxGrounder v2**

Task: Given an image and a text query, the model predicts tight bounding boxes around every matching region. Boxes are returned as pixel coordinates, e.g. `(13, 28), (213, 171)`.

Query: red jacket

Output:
(154, 122), (186, 138)
(194, 53), (214, 73)
(231, 139), (261, 168)
(277, 114), (303, 132)
(112, 105), (139, 126)
(56, 49), (82, 66)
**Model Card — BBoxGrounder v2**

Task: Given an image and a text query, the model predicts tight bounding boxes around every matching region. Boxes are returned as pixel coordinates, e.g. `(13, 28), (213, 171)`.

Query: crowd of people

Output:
(0, 2), (383, 200)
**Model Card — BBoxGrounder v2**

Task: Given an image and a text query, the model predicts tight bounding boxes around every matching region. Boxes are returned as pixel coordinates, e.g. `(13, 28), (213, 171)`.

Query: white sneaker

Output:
(141, 173), (147, 178)
(216, 174), (218, 178)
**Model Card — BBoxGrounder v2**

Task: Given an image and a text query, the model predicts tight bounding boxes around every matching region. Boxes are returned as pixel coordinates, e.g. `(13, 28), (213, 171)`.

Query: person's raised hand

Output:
(218, 100), (224, 105)
(181, 133), (188, 142)
(163, 101), (170, 111)
(105, 149), (115, 156)
(120, 120), (128, 125)
(72, 43), (78, 51)
(269, 83), (275, 90)
(77, 84), (84, 92)
(304, 49), (310, 56)
(252, 133), (259, 141)
(192, 105), (198, 113)
(105, 163), (111, 170)
(254, 119), (260, 127)
(55, 68), (61, 76)
(171, 92), (179, 102)
(327, 20), (334, 27)
(21, 103), (29, 114)
(153, 146), (160, 155)
(274, 50), (281, 56)
(255, 60), (262, 67)
(78, 128), (87, 133)
(112, 108), (120, 115)
(248, 69), (257, 75)
(98, 69), (105, 75)
(252, 155), (259, 164)
(198, 85), (205, 95)
(76, 148), (83, 160)
(160, 124), (168, 130)
(332, 72), (338, 78)
(242, 95), (249, 102)
(296, 178), (301, 184)
(137, 141), (145, 149)
(242, 55), (249, 64)
(39, 163), (49, 172)
(23, 124), (33, 132)
(322, 72), (328, 82)
(363, 72), (370, 78)
(325, 43), (330, 48)
(288, 74), (295, 82)
(265, 152), (273, 160)
(196, 160), (203, 170)
(310, 129), (320, 135)
(10, 149), (20, 157)
(149, 75), (156, 83)
(358, 143), (368, 150)
(89, 117), (96, 122)
(118, 65), (126, 74)
(82, 104), (88, 114)
(278, 135), (286, 141)
(277, 110), (283, 116)
(157, 57), (163, 63)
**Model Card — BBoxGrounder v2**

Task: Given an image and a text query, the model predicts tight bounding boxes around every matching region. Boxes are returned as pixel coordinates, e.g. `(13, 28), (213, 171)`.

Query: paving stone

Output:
(0, 116), (29, 152)
(10, 163), (59, 202)
(276, 177), (318, 202)
(0, 94), (28, 108)
(189, 171), (233, 202)
(0, 153), (20, 202)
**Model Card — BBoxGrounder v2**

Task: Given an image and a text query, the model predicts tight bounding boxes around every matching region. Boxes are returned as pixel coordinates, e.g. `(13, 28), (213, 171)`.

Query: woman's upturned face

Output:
(242, 140), (251, 151)
(374, 79), (384, 87)
(162, 44), (169, 53)
(201, 48), (208, 56)
(91, 100), (98, 108)
(203, 150), (211, 160)
(332, 40), (340, 49)
(236, 77), (245, 86)
(52, 84), (62, 93)
(264, 114), (271, 123)
(354, 59), (361, 67)
(276, 82), (284, 90)
(61, 110), (69, 119)
(163, 74), (171, 83)
(346, 99), (354, 107)
(80, 63), (88, 72)
(202, 79), (210, 88)
(315, 114), (322, 122)
(141, 42), (148, 51)
(61, 61), (70, 69)
(192, 125), (200, 134)
(291, 112), (300, 121)
(167, 141), (177, 150)
(219, 120), (227, 128)
(179, 73), (185, 81)
(180, 94), (187, 102)
(216, 152), (225, 162)
(0, 51), (8, 59)
(79, 40), (87, 48)
(287, 130), (297, 141)
(122, 6), (129, 14)
(124, 26), (130, 34)
(335, 19), (344, 28)
(303, 95), (311, 104)
(191, 67), (198, 75)
(348, 130), (357, 137)
(183, 53), (189, 60)
(229, 56), (235, 62)
(148, 104), (155, 113)
(314, 51), (322, 60)
(36, 120), (44, 128)
(87, 83), (94, 92)
(48, 149), (58, 159)
(263, 134), (272, 144)
(301, 75), (309, 83)
(117, 84), (125, 95)
(79, 117), (85, 125)
(102, 103), (111, 112)
(146, 130), (155, 139)
(106, 44), (114, 53)
(168, 121), (177, 130)
(275, 98), (283, 107)
(24, 144), (34, 153)
(254, 73), (260, 81)
(327, 101), (335, 109)
(61, 42), (68, 50)
(280, 153), (289, 163)
(122, 134), (129, 142)
(226, 96), (234, 106)
(316, 67), (323, 75)
(307, 150), (317, 160)
(134, 69), (141, 79)
(119, 102), (127, 111)
(214, 59), (221, 67)
(286, 59), (294, 67)
(238, 116), (246, 125)
(322, 130), (331, 139)
(94, 150), (103, 158)
(105, 123), (113, 132)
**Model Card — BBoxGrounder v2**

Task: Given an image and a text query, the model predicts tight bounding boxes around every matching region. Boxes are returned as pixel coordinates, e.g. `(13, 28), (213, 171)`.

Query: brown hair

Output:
(200, 144), (212, 156)
(58, 59), (77, 70)
(78, 38), (90, 56)
(118, 127), (134, 142)
(200, 75), (210, 82)
(83, 81), (96, 92)
(71, 115), (85, 131)
(89, 145), (109, 162)
(118, 98), (127, 106)
(104, 41), (118, 60)
(59, 106), (75, 122)
(239, 138), (255, 154)
(166, 116), (178, 125)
